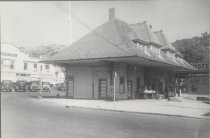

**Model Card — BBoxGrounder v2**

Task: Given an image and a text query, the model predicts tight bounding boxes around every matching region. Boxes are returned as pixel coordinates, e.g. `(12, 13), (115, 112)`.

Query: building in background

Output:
(1, 43), (65, 85)
(183, 63), (209, 94)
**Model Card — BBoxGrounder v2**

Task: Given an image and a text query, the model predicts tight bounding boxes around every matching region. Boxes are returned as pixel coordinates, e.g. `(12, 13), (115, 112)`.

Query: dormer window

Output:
(135, 42), (144, 51)
(158, 48), (160, 57)
(150, 46), (159, 56)
(136, 43), (140, 48)
(144, 45), (147, 53)
(140, 44), (144, 50)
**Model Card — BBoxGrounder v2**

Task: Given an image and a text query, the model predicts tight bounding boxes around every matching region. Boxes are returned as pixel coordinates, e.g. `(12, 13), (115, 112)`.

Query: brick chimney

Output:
(109, 8), (115, 20)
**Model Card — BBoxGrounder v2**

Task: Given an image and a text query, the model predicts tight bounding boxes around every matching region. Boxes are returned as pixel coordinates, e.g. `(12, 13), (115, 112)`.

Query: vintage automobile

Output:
(54, 83), (66, 92)
(15, 81), (27, 92)
(42, 82), (51, 92)
(1, 80), (13, 92)
(28, 81), (40, 92)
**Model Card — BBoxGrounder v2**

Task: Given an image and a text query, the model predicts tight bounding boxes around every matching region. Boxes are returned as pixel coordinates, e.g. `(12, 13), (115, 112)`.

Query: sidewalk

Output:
(41, 97), (210, 119)
(181, 93), (209, 100)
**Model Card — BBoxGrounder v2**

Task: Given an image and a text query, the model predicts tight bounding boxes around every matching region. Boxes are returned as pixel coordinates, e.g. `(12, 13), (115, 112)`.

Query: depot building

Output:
(41, 8), (196, 100)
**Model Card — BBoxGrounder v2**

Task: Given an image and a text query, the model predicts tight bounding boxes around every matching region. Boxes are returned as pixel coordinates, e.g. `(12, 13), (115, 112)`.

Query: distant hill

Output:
(19, 44), (67, 58)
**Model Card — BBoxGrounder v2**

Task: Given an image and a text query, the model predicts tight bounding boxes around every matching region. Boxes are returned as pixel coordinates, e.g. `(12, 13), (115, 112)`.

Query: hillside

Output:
(19, 44), (67, 58)
(172, 32), (209, 63)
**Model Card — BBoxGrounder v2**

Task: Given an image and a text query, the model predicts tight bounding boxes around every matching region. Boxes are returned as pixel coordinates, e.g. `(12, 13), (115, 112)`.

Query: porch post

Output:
(65, 66), (68, 97)
(106, 61), (114, 100)
(178, 73), (181, 97)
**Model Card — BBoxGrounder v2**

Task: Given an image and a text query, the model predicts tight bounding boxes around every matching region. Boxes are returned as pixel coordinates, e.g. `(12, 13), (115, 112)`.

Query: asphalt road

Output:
(1, 93), (209, 138)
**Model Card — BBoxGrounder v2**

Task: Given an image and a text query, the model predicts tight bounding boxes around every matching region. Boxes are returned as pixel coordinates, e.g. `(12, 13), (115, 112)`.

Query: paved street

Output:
(1, 93), (209, 138)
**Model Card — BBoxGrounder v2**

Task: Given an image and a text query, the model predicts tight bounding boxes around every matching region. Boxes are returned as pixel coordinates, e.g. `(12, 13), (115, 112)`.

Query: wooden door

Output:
(98, 79), (107, 100)
(127, 80), (133, 99)
(67, 76), (74, 98)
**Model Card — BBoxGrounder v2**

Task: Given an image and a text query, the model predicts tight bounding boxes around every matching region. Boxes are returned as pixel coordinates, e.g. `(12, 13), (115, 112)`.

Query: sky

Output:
(1, 0), (209, 49)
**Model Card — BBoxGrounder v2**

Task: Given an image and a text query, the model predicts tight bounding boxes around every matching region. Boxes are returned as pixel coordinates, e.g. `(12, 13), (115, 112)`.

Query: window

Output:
(45, 65), (49, 72)
(16, 73), (19, 76)
(198, 64), (201, 70)
(206, 64), (209, 70)
(158, 49), (161, 57)
(119, 77), (125, 94)
(150, 46), (159, 56)
(10, 60), (14, 69)
(140, 45), (144, 50)
(1, 60), (4, 65)
(136, 43), (140, 48)
(144, 45), (147, 52)
(45, 65), (49, 70)
(202, 64), (205, 70)
(24, 63), (28, 70)
(34, 64), (37, 72)
(55, 72), (58, 78)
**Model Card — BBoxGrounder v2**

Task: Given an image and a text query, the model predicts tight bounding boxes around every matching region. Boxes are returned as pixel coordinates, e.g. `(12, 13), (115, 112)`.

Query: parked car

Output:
(54, 83), (66, 92)
(1, 80), (13, 92)
(42, 82), (51, 92)
(15, 81), (27, 92)
(28, 81), (40, 92)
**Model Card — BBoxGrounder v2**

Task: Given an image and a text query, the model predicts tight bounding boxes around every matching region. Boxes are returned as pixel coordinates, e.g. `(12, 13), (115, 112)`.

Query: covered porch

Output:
(44, 56), (192, 100)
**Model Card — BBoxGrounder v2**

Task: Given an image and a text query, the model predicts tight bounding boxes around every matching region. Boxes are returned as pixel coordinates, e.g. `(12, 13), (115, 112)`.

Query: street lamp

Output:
(38, 64), (43, 99)
(113, 71), (117, 102)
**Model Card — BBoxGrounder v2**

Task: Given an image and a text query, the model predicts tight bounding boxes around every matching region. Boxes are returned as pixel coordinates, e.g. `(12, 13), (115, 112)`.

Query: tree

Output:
(172, 32), (209, 63)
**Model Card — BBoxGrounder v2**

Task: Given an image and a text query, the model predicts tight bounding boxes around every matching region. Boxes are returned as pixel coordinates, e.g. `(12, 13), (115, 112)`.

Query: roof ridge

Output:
(130, 21), (146, 26)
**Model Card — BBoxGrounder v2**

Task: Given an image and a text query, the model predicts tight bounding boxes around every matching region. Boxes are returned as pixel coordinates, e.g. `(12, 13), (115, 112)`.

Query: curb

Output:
(67, 106), (210, 120)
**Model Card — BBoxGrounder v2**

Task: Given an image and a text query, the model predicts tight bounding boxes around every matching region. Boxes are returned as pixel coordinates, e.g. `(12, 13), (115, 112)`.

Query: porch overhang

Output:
(40, 55), (194, 72)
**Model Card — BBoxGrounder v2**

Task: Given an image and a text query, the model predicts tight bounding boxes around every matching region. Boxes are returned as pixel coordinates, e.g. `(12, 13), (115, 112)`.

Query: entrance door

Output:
(127, 80), (133, 99)
(98, 79), (107, 100)
(165, 79), (169, 97)
(67, 76), (74, 98)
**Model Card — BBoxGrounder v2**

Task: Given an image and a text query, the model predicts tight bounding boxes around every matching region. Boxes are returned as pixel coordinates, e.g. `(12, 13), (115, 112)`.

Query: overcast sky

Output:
(1, 0), (209, 49)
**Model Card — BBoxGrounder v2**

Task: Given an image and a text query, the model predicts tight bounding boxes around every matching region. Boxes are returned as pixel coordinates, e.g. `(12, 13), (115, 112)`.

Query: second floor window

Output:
(55, 72), (58, 78)
(24, 63), (28, 70)
(34, 64), (37, 71)
(45, 65), (49, 72)
(10, 60), (14, 69)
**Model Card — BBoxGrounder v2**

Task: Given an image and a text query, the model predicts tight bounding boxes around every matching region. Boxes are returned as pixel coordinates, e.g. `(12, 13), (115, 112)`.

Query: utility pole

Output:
(38, 64), (43, 99)
(113, 72), (117, 102)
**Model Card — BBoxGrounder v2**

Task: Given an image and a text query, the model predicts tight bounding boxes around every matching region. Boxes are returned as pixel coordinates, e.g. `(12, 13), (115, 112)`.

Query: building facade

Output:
(1, 43), (65, 85)
(183, 63), (209, 94)
(41, 8), (196, 100)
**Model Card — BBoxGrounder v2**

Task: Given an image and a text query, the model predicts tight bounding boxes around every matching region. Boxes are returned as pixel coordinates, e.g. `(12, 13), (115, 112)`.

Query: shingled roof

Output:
(130, 21), (161, 46)
(41, 18), (159, 62)
(154, 30), (177, 52)
(41, 14), (195, 71)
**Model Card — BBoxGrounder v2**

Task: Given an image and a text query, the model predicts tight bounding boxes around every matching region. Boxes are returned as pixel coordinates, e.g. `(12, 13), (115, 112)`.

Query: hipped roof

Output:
(41, 17), (195, 71)
(42, 18), (151, 61)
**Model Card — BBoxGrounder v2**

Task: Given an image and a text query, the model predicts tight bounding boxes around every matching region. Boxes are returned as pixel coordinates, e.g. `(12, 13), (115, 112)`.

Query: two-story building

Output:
(1, 43), (65, 85)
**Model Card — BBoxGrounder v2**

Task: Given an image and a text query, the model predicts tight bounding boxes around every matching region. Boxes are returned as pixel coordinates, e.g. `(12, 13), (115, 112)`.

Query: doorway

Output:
(67, 76), (74, 98)
(98, 79), (108, 100)
(127, 80), (133, 99)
